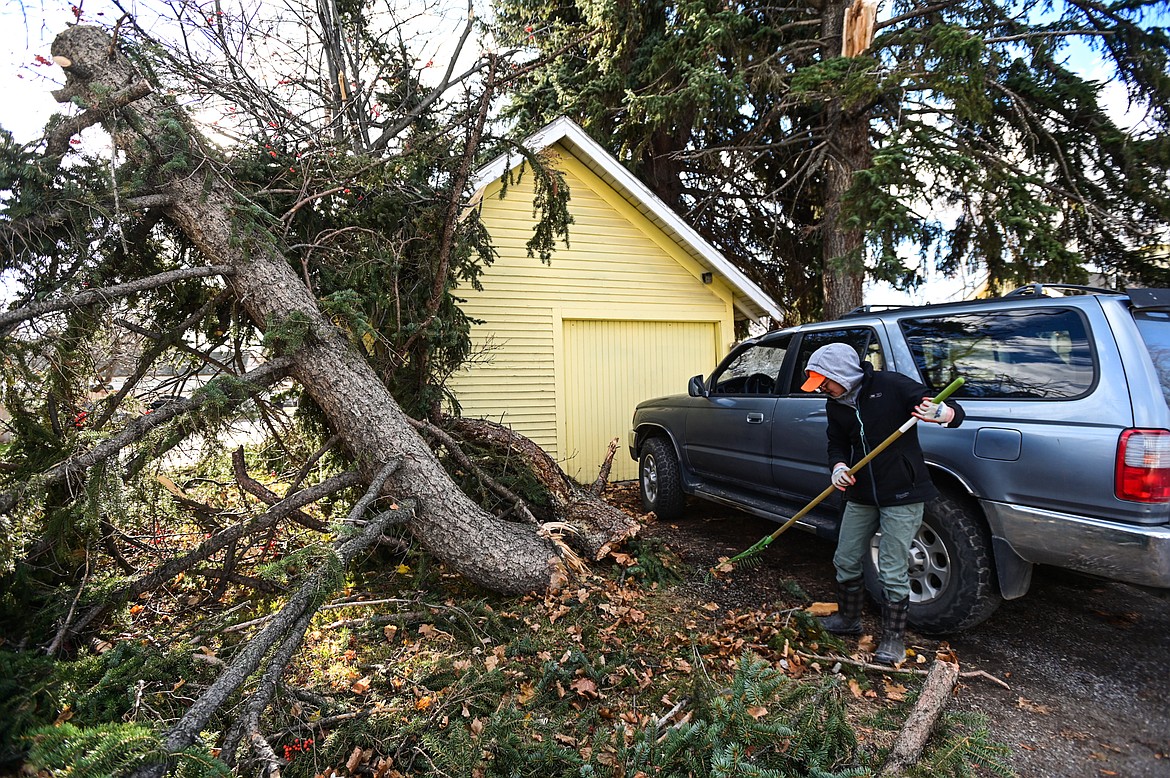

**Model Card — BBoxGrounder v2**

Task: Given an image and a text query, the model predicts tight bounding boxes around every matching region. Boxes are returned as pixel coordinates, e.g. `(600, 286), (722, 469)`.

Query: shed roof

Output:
(472, 117), (783, 323)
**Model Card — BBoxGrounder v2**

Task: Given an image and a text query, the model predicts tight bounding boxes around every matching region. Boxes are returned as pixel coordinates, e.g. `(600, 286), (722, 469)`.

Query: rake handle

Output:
(751, 376), (965, 551)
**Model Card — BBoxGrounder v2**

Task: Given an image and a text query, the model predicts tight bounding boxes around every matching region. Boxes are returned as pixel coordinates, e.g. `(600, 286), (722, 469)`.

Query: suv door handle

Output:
(746, 412), (764, 423)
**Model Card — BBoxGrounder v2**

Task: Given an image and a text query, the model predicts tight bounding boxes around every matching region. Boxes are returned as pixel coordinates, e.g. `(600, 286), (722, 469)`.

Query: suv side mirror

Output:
(688, 374), (708, 398)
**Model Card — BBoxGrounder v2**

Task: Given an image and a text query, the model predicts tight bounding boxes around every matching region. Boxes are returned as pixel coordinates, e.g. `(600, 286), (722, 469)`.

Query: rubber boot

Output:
(875, 596), (911, 665)
(819, 578), (865, 635)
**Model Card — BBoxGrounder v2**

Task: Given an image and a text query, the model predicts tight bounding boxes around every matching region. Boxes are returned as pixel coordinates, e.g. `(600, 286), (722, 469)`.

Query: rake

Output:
(716, 376), (966, 573)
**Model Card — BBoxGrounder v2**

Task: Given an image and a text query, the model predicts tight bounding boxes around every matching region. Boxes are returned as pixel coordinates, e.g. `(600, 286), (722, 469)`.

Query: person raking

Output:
(801, 342), (966, 665)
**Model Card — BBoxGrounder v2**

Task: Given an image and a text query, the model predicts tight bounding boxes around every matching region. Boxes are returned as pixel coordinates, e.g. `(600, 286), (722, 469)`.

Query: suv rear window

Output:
(1133, 310), (1170, 408)
(901, 308), (1095, 399)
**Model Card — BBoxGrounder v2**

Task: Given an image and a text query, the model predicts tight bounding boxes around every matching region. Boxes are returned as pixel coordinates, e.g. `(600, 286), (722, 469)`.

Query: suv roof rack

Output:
(841, 303), (918, 317)
(1003, 283), (1117, 298)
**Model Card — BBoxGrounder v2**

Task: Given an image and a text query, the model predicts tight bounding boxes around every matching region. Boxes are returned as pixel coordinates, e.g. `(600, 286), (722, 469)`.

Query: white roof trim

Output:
(472, 117), (783, 322)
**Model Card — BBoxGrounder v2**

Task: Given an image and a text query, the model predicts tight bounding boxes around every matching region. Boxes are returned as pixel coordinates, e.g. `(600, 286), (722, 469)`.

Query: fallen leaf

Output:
(415, 695), (433, 710)
(53, 706), (73, 725)
(701, 602), (720, 612)
(1017, 696), (1051, 715)
(848, 679), (862, 698)
(570, 677), (599, 699)
(1015, 692), (1053, 711)
(383, 625), (398, 642)
(351, 676), (372, 694)
(747, 705), (769, 719)
(883, 680), (907, 701)
(155, 475), (186, 497)
(806, 602), (837, 617)
(517, 682), (536, 704)
(470, 718), (484, 736)
(857, 634), (877, 652)
(597, 750), (619, 767)
(1091, 609), (1141, 628)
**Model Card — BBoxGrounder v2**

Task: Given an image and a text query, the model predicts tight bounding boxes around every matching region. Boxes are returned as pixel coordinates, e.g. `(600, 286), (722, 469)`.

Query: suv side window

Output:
(900, 308), (1095, 399)
(710, 335), (791, 395)
(1132, 310), (1170, 410)
(787, 327), (883, 394)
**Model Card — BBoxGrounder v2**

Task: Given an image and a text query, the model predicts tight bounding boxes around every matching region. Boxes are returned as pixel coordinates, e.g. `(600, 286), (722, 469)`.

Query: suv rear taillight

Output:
(1116, 429), (1170, 502)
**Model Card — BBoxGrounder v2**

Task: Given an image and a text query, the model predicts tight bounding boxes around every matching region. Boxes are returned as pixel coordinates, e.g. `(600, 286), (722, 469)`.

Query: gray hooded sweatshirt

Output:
(805, 343), (865, 406)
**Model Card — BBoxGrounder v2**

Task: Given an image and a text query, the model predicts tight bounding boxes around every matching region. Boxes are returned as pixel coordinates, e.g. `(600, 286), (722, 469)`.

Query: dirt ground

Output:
(608, 484), (1170, 778)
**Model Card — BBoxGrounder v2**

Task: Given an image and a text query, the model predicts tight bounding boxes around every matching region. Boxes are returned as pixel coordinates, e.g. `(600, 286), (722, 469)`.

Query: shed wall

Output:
(451, 147), (734, 481)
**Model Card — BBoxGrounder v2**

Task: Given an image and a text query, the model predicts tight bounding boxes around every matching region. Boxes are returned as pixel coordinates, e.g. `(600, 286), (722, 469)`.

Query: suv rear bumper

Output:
(983, 501), (1170, 589)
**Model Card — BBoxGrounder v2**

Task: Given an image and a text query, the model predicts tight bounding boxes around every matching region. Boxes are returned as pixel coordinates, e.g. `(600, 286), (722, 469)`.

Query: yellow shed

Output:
(451, 117), (782, 483)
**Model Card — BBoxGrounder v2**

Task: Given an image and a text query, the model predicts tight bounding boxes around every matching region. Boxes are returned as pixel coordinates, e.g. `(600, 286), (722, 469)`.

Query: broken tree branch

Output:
(0, 265), (235, 336)
(798, 651), (1010, 689)
(232, 447), (329, 532)
(0, 357), (294, 518)
(408, 417), (539, 526)
(47, 469), (362, 653)
(133, 460), (405, 778)
(45, 78), (154, 158)
(449, 417), (639, 559)
(588, 438), (620, 497)
(91, 289), (234, 430)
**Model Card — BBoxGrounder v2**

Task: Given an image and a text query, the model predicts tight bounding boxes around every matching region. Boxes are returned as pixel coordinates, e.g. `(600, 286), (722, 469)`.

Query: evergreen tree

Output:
(0, 0), (583, 640)
(494, 0), (1170, 320)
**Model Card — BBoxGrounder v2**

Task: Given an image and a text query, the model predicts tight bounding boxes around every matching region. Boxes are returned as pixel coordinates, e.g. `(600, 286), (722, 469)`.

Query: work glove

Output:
(831, 463), (855, 491)
(914, 398), (955, 425)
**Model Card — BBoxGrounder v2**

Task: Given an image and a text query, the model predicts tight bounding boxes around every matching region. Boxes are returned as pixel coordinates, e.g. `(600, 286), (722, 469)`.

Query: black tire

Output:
(639, 437), (686, 522)
(862, 491), (1002, 634)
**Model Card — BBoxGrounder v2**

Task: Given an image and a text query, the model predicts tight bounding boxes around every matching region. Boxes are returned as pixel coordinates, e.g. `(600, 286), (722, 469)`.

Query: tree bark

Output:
(49, 25), (573, 594)
(820, 0), (871, 321)
(449, 417), (640, 559)
(878, 659), (961, 776)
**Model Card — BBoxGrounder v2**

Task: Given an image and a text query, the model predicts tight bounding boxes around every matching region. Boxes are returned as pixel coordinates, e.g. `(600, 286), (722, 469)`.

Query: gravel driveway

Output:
(631, 491), (1170, 777)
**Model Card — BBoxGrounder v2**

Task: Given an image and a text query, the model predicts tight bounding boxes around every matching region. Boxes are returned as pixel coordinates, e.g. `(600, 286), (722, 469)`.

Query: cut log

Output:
(878, 658), (961, 776)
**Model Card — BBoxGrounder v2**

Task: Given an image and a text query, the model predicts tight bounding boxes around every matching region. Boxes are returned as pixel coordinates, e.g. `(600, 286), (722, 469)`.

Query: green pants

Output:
(833, 501), (924, 603)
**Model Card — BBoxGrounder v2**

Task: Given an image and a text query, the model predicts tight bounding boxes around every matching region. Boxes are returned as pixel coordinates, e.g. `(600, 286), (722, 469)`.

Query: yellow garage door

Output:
(563, 319), (718, 483)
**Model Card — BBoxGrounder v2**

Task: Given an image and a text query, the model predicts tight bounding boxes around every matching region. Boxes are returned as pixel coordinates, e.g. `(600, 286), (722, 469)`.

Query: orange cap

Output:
(801, 370), (826, 392)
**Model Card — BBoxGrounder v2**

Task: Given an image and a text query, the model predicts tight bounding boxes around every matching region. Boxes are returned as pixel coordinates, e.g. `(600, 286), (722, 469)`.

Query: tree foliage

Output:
(495, 0), (1170, 320)
(0, 0), (578, 607)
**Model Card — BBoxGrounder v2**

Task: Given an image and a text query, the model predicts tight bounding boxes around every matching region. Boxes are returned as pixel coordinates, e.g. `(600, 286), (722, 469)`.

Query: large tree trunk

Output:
(49, 25), (572, 594)
(820, 0), (872, 321)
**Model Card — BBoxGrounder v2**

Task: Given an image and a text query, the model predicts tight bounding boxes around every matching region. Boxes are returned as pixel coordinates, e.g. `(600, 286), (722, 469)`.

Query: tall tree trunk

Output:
(820, 0), (872, 321)
(49, 25), (570, 594)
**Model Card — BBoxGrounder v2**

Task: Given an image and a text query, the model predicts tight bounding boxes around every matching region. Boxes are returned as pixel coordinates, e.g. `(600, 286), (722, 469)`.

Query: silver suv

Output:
(629, 284), (1170, 632)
